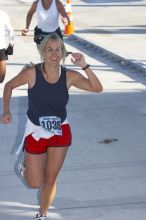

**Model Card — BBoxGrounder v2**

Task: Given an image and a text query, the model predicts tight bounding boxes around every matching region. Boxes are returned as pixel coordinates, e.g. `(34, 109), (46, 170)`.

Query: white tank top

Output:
(36, 0), (59, 32)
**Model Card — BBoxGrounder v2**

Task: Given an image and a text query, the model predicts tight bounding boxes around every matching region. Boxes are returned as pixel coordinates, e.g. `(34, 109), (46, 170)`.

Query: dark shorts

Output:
(23, 124), (72, 154)
(0, 49), (8, 61)
(34, 26), (63, 45)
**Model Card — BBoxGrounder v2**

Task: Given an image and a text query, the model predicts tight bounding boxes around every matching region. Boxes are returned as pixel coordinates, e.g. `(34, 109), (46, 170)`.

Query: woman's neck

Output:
(43, 63), (59, 75)
(42, 0), (53, 10)
(42, 63), (60, 82)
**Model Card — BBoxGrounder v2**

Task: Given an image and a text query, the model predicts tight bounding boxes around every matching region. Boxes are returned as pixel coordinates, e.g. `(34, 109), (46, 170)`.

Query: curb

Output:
(67, 34), (146, 74)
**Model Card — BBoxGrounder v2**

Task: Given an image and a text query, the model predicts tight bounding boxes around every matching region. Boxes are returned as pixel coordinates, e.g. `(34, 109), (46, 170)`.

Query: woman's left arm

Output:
(67, 53), (103, 93)
(56, 0), (70, 25)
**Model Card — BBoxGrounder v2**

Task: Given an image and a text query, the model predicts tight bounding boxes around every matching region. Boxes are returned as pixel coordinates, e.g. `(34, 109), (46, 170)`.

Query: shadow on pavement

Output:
(75, 25), (146, 35)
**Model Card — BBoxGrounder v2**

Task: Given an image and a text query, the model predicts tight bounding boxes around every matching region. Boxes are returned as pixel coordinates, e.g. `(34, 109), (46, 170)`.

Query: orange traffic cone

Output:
(64, 0), (74, 36)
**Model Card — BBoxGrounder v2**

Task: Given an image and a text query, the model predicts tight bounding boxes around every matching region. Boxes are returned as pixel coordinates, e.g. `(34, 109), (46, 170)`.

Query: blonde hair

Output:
(39, 33), (67, 63)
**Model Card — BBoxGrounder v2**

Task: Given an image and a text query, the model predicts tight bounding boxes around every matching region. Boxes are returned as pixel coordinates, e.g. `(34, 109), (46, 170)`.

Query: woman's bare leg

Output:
(21, 147), (68, 216)
(23, 152), (46, 188)
(39, 146), (68, 216)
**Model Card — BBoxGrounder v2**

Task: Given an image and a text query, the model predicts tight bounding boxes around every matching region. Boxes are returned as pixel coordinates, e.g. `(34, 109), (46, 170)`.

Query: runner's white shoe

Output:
(18, 159), (26, 177)
(34, 213), (46, 220)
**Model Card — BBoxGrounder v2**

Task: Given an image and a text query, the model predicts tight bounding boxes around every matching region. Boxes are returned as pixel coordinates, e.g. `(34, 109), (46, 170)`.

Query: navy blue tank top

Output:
(27, 64), (69, 125)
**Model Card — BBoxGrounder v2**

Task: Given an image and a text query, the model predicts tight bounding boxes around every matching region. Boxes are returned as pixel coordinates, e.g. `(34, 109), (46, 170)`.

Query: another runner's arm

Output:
(67, 53), (103, 93)
(22, 1), (38, 35)
(56, 0), (70, 25)
(5, 13), (14, 46)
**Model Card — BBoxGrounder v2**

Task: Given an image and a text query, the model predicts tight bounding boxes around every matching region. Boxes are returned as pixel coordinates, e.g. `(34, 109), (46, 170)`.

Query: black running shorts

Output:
(0, 49), (8, 61)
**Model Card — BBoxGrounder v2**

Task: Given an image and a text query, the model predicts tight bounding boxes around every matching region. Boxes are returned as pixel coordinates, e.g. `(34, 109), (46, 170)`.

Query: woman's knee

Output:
(24, 172), (44, 189)
(26, 179), (43, 189)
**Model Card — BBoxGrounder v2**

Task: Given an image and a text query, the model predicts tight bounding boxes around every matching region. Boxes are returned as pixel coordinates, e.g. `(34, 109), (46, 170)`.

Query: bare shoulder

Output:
(15, 66), (35, 87)
(56, 0), (61, 4)
(56, 0), (59, 5)
(22, 65), (35, 76)
(56, 0), (64, 8)
(30, 0), (38, 11)
(33, 0), (38, 6)
(21, 65), (36, 87)
(4, 65), (36, 90)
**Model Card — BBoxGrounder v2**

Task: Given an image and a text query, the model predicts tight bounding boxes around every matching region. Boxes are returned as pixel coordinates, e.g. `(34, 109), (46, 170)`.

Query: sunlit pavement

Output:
(0, 1), (146, 220)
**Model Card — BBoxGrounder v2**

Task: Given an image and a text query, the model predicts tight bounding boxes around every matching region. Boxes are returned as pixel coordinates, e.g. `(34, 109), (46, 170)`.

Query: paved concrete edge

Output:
(67, 34), (146, 74)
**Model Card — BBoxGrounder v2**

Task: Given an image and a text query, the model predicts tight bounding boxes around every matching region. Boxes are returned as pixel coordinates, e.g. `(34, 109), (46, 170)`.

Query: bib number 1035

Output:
(39, 116), (62, 135)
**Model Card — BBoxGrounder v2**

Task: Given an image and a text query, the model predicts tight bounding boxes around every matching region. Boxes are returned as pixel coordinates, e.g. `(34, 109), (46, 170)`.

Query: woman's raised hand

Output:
(71, 53), (87, 69)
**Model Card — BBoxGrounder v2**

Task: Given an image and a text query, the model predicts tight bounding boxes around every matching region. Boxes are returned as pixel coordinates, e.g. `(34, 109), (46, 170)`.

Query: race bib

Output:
(39, 116), (62, 135)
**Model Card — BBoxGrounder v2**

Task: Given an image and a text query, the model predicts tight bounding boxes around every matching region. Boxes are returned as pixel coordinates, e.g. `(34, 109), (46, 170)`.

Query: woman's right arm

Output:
(22, 1), (38, 35)
(1, 68), (33, 124)
(56, 0), (70, 26)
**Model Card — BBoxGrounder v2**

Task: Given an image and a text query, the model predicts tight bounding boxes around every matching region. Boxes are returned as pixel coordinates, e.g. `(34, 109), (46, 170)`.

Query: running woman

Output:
(22, 0), (70, 46)
(1, 33), (103, 220)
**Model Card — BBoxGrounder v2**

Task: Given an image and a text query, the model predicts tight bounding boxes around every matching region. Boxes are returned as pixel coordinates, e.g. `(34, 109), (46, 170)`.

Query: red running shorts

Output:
(23, 124), (72, 154)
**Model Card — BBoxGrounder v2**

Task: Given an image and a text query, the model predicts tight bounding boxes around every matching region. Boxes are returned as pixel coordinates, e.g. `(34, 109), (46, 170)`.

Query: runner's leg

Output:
(39, 146), (68, 216)
(23, 152), (46, 188)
